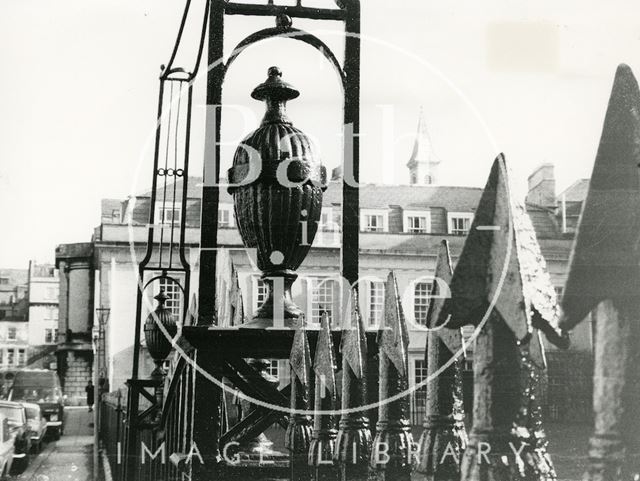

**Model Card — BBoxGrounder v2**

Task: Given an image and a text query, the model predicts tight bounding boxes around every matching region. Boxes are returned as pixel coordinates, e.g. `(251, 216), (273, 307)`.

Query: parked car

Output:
(22, 403), (46, 453)
(0, 417), (15, 479)
(0, 371), (16, 401)
(8, 370), (65, 440)
(0, 401), (31, 470)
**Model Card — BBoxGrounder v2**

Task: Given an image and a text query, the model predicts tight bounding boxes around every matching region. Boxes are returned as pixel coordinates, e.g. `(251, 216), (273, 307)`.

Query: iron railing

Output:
(97, 1), (640, 480)
(101, 391), (125, 481)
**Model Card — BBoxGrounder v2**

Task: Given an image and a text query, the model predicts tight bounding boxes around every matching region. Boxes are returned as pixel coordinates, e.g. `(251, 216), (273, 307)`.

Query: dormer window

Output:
(365, 215), (383, 232)
(403, 210), (431, 234)
(156, 205), (181, 225)
(447, 212), (474, 236)
(361, 209), (388, 232)
(316, 207), (341, 247)
(320, 208), (340, 232)
(218, 204), (234, 228)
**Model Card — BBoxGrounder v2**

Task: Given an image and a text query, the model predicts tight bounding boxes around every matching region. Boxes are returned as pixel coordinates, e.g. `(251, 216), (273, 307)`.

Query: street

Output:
(10, 407), (94, 481)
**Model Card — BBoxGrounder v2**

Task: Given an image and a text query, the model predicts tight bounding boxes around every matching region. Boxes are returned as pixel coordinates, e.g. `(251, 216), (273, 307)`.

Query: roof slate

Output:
(559, 179), (589, 203)
(134, 177), (483, 212)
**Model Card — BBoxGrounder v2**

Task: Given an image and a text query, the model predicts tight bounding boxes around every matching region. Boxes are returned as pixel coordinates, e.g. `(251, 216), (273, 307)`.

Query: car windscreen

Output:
(0, 407), (23, 423)
(25, 407), (39, 419)
(11, 387), (56, 403)
(12, 372), (56, 387)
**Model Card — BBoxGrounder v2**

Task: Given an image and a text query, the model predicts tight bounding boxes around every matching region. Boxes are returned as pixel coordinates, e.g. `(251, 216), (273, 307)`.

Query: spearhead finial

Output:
(340, 288), (367, 380)
(378, 271), (409, 377)
(426, 240), (463, 356)
(440, 154), (567, 353)
(418, 240), (467, 477)
(290, 315), (311, 385)
(313, 313), (337, 399)
(561, 64), (640, 330)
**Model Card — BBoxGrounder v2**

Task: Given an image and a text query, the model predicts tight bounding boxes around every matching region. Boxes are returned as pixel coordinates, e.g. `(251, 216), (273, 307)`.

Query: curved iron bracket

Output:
(223, 26), (347, 89)
(143, 274), (187, 296)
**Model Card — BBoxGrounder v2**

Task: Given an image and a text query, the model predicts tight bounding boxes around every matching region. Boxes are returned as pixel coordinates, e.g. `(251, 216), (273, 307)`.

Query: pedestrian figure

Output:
(86, 380), (94, 412)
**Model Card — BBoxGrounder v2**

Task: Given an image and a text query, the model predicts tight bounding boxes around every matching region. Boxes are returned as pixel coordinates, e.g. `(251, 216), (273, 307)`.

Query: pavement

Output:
(11, 407), (94, 481)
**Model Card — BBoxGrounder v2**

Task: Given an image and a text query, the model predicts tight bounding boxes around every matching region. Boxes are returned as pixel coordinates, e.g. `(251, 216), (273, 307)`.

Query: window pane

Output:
(413, 359), (428, 422)
(369, 281), (384, 327)
(255, 278), (268, 311)
(413, 282), (432, 326)
(17, 350), (25, 366)
(266, 360), (279, 381)
(407, 216), (427, 233)
(450, 216), (472, 235)
(365, 214), (384, 232)
(311, 278), (335, 324)
(159, 278), (181, 318)
(218, 209), (231, 227)
(159, 207), (181, 225)
(414, 359), (428, 384)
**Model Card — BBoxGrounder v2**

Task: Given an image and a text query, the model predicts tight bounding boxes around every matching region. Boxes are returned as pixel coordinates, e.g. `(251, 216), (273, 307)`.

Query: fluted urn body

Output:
(144, 290), (178, 373)
(228, 67), (327, 328)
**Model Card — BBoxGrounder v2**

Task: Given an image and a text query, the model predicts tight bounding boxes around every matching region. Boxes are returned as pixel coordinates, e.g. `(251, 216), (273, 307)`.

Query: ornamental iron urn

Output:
(229, 67), (327, 328)
(144, 289), (178, 374)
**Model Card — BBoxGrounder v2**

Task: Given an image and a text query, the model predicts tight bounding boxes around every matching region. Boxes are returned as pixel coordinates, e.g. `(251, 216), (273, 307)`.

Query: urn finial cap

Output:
(251, 66), (300, 102)
(154, 289), (168, 307)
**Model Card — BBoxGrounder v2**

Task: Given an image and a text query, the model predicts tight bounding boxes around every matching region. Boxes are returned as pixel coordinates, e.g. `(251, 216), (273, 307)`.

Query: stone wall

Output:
(63, 351), (92, 406)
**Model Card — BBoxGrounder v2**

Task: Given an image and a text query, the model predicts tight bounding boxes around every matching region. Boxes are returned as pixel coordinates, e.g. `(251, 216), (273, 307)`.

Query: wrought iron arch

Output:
(143, 274), (187, 296)
(222, 26), (347, 89)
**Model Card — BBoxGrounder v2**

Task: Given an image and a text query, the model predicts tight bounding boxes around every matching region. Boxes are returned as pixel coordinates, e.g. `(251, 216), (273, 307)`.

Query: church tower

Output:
(407, 108), (439, 185)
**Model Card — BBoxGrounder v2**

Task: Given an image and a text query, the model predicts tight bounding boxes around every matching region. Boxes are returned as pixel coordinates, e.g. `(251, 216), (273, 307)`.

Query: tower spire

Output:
(407, 107), (439, 185)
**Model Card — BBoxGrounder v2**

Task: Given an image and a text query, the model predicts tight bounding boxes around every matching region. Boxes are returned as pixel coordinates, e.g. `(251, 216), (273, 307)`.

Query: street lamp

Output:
(95, 307), (110, 391)
(93, 306), (110, 481)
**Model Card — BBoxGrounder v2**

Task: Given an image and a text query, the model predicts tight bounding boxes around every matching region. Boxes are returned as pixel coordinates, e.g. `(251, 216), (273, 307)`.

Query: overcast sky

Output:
(1, 0), (639, 268)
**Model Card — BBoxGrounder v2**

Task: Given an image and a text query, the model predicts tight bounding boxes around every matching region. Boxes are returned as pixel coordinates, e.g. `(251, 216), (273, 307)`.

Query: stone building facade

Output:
(54, 243), (94, 405)
(0, 269), (28, 370)
(26, 262), (59, 370)
(57, 162), (594, 422)
(55, 111), (594, 419)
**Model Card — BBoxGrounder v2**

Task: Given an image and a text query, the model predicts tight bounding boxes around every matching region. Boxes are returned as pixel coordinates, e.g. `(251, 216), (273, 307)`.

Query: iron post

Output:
(417, 241), (467, 480)
(370, 272), (414, 481)
(335, 289), (371, 481)
(559, 64), (640, 480)
(286, 318), (314, 481)
(440, 155), (567, 480)
(309, 313), (339, 481)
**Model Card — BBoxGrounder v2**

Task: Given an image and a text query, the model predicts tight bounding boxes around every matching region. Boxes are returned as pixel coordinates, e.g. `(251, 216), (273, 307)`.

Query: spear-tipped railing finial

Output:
(417, 240), (467, 480)
(309, 313), (339, 480)
(286, 315), (313, 481)
(335, 288), (371, 481)
(440, 154), (564, 480)
(370, 272), (414, 481)
(560, 64), (640, 481)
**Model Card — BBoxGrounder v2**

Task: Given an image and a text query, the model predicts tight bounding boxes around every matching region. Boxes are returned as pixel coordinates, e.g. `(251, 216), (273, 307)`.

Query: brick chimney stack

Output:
(526, 163), (556, 208)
